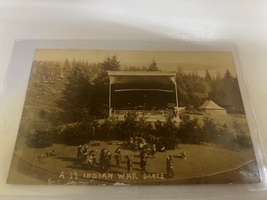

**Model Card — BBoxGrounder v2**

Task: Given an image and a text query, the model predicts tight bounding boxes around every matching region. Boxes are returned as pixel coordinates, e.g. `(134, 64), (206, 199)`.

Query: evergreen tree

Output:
(92, 56), (121, 117)
(72, 58), (77, 67)
(222, 69), (234, 82)
(205, 69), (212, 82)
(175, 67), (207, 108)
(102, 55), (120, 71)
(209, 69), (244, 113)
(62, 59), (71, 76)
(148, 59), (160, 71)
(58, 65), (93, 122)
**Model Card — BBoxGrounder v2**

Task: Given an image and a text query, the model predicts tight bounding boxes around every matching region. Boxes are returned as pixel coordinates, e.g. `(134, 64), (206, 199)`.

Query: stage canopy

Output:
(108, 71), (178, 114)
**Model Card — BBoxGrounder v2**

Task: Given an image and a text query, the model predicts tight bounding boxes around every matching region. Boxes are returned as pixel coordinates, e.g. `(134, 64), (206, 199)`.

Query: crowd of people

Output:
(75, 142), (176, 178)
(128, 135), (165, 155)
(77, 145), (112, 171)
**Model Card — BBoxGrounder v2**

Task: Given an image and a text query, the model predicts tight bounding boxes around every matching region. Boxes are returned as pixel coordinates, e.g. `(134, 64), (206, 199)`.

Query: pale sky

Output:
(34, 49), (237, 77)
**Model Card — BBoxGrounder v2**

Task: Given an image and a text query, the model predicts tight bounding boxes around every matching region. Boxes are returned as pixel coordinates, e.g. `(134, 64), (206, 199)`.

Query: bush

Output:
(99, 112), (154, 140)
(233, 121), (253, 149)
(159, 136), (178, 150)
(26, 129), (54, 148)
(203, 117), (219, 143)
(154, 115), (177, 137)
(177, 116), (204, 144)
(98, 117), (119, 140)
(25, 120), (56, 148)
(60, 120), (97, 145)
(234, 135), (253, 149)
(203, 117), (237, 147)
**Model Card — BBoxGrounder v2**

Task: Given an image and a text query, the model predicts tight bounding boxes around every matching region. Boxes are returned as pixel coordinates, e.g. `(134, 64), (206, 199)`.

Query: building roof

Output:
(198, 100), (225, 110)
(111, 76), (174, 85)
(108, 71), (176, 77)
(108, 71), (176, 89)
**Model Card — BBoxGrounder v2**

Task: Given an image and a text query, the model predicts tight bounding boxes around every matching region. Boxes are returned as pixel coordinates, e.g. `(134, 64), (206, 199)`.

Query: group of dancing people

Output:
(76, 144), (174, 177)
(138, 148), (174, 177)
(77, 145), (114, 171)
(76, 145), (133, 172)
(128, 135), (166, 154)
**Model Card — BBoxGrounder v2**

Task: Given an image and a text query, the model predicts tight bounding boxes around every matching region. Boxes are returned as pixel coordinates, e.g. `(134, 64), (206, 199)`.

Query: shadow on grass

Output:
(117, 142), (130, 150)
(56, 157), (117, 174)
(56, 156), (88, 170)
(57, 156), (77, 162)
(132, 161), (140, 165)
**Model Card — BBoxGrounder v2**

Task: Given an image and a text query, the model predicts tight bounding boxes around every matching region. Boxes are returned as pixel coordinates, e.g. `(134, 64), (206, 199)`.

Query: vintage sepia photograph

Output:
(7, 49), (260, 185)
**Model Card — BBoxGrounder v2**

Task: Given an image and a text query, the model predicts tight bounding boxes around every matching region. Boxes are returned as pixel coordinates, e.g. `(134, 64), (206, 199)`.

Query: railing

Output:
(113, 110), (171, 117)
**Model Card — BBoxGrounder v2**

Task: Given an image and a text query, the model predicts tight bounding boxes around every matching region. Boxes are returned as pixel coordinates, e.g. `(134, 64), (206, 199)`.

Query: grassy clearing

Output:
(188, 114), (250, 135)
(14, 140), (258, 184)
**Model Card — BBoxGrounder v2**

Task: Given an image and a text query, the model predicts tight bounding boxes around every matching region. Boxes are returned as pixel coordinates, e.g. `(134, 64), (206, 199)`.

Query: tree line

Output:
(176, 67), (244, 114)
(22, 56), (246, 148)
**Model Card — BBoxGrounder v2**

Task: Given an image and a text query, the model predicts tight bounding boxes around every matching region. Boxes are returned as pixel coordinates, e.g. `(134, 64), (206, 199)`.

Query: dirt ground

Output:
(9, 140), (260, 185)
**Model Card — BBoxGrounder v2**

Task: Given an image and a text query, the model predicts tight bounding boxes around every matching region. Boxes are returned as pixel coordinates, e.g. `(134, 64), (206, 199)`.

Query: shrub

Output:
(159, 136), (178, 150)
(177, 116), (204, 144)
(234, 135), (253, 149)
(203, 117), (219, 143)
(110, 112), (139, 140)
(25, 120), (56, 148)
(98, 117), (119, 140)
(202, 117), (237, 147)
(101, 112), (154, 140)
(232, 121), (253, 149)
(26, 129), (54, 148)
(154, 115), (177, 137)
(59, 119), (98, 145)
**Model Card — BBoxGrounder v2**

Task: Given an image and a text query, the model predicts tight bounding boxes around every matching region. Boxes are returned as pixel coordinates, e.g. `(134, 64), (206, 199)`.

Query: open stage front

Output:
(108, 71), (179, 121)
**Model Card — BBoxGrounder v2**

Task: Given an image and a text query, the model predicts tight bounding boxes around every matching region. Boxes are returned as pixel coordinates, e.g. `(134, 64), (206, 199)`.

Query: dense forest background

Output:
(19, 56), (249, 149)
(25, 56), (244, 121)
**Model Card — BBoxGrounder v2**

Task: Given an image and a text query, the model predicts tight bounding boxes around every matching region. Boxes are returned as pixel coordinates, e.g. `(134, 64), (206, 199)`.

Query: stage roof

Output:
(108, 71), (176, 77)
(108, 71), (176, 86)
